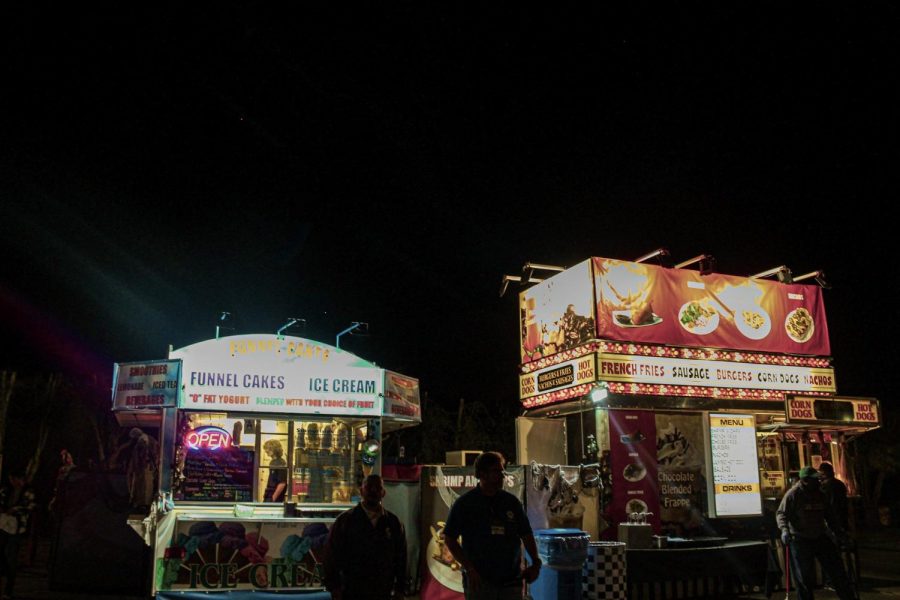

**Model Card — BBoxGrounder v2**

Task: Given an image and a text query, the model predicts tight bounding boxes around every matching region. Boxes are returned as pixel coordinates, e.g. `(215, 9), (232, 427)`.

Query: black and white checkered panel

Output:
(583, 542), (627, 600)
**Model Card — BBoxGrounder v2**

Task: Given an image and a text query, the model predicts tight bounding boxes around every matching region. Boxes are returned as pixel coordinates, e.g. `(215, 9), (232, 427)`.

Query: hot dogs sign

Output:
(519, 258), (831, 363)
(785, 396), (880, 427)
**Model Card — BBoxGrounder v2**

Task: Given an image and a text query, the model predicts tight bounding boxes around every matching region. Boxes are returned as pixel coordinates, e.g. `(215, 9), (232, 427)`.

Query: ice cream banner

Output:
(156, 517), (331, 591)
(170, 335), (383, 417)
(608, 410), (660, 532)
(384, 371), (422, 421)
(112, 360), (181, 409)
(594, 258), (830, 356)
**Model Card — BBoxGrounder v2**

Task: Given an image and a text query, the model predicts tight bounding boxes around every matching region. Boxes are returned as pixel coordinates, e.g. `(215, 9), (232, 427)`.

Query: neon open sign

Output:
(185, 426), (232, 450)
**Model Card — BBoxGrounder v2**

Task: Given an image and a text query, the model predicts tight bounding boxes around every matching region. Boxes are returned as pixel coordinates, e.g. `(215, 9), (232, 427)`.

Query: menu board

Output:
(179, 446), (255, 502)
(708, 413), (761, 517)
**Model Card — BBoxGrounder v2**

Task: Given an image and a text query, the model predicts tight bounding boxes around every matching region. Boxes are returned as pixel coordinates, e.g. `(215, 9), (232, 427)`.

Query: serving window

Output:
(174, 412), (370, 504)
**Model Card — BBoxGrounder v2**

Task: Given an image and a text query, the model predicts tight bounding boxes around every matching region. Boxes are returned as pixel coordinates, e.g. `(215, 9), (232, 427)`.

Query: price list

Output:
(180, 447), (255, 502)
(708, 414), (761, 517)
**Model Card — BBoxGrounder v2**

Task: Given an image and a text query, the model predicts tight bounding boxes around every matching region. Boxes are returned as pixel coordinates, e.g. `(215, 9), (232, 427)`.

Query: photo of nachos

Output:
(785, 307), (814, 343)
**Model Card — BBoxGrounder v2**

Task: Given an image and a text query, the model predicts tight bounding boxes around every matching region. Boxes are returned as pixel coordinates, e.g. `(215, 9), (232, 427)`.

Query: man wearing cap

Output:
(776, 466), (853, 600)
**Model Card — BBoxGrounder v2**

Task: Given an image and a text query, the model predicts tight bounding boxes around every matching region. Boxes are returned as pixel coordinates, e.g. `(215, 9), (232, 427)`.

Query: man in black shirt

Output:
(444, 452), (541, 600)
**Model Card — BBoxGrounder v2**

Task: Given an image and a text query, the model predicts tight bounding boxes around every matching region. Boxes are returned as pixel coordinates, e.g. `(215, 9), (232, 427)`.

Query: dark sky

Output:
(1, 5), (897, 411)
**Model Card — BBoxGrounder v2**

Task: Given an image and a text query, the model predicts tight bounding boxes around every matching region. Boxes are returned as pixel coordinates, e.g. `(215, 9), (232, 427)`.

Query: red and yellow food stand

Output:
(515, 257), (880, 595)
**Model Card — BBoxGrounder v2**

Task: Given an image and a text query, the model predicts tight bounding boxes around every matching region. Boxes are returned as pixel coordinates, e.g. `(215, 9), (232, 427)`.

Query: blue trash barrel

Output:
(530, 529), (590, 600)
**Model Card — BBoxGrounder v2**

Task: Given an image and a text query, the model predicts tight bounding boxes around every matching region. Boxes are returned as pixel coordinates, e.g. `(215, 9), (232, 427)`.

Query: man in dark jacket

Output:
(818, 462), (849, 531)
(776, 466), (853, 600)
(324, 475), (407, 600)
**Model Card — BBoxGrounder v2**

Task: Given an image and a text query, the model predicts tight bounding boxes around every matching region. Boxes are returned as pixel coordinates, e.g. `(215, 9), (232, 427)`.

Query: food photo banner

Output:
(518, 258), (831, 364)
(609, 410), (661, 531)
(593, 258), (830, 356)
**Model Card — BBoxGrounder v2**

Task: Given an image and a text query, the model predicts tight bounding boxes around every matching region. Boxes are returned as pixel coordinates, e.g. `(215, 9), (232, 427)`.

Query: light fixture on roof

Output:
(522, 262), (566, 284)
(793, 270), (831, 289)
(215, 311), (234, 339)
(500, 264), (563, 297)
(276, 317), (307, 339)
(634, 248), (669, 264)
(675, 254), (716, 275)
(335, 322), (369, 349)
(751, 265), (793, 283)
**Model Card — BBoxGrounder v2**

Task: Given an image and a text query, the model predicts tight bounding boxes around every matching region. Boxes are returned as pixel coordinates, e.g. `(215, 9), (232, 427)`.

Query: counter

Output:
(627, 540), (768, 599)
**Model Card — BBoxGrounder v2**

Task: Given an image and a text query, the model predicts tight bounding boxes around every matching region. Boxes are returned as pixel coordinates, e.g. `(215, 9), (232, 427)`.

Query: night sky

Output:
(1, 5), (897, 416)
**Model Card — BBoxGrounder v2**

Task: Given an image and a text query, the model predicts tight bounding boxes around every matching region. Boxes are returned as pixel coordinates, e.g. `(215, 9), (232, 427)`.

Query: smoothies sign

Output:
(112, 360), (181, 409)
(519, 258), (830, 362)
(171, 335), (383, 417)
(708, 414), (761, 517)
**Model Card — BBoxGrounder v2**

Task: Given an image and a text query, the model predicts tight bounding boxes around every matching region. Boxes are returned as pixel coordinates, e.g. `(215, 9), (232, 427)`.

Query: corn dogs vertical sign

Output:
(708, 413), (761, 517)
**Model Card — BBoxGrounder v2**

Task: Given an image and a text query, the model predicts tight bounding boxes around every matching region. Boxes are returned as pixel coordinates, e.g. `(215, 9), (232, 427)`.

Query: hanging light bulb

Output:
(589, 382), (609, 404)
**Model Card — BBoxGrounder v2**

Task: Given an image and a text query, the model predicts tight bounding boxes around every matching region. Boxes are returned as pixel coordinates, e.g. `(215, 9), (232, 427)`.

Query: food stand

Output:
(112, 333), (421, 599)
(514, 257), (881, 597)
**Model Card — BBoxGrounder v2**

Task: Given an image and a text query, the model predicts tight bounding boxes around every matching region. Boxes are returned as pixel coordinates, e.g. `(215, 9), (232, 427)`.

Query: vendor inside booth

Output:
(513, 256), (880, 598)
(112, 333), (421, 599)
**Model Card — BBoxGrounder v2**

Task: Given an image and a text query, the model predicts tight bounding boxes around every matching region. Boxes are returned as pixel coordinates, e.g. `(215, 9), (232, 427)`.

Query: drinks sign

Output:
(708, 414), (761, 517)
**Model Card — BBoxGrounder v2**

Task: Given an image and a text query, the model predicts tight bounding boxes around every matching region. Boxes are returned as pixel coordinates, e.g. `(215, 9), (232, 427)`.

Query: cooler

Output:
(530, 529), (590, 600)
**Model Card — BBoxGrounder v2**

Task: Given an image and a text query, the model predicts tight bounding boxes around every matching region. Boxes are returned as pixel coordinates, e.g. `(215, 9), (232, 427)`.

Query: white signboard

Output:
(170, 335), (383, 417)
(708, 413), (761, 517)
(598, 353), (836, 393)
(112, 360), (181, 409)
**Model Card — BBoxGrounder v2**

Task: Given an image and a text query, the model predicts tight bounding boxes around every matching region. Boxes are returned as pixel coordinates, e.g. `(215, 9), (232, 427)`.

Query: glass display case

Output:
(175, 412), (370, 505)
